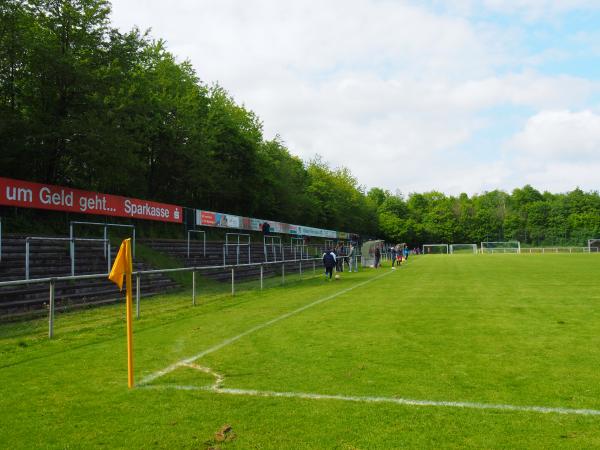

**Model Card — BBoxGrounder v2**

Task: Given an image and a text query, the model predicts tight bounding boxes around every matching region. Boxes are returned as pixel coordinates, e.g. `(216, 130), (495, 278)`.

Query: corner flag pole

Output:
(125, 246), (134, 389)
(108, 238), (134, 388)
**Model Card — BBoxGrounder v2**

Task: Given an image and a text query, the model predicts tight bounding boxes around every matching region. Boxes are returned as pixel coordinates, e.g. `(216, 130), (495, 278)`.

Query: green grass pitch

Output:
(2, 254), (600, 448)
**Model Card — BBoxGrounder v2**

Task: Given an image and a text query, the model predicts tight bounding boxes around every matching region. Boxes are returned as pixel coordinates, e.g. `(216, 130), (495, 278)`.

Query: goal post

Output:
(422, 244), (449, 254)
(449, 244), (478, 254)
(587, 239), (600, 252)
(480, 241), (521, 254)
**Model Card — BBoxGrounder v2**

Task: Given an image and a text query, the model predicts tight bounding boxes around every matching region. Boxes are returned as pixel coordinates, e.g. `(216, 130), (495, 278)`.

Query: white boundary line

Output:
(139, 270), (394, 385)
(143, 384), (600, 417)
(142, 364), (600, 417)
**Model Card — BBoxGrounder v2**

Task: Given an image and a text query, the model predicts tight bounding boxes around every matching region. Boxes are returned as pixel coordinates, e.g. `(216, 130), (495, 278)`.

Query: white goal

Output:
(587, 239), (600, 253)
(450, 244), (478, 254)
(481, 241), (521, 254)
(423, 244), (449, 254)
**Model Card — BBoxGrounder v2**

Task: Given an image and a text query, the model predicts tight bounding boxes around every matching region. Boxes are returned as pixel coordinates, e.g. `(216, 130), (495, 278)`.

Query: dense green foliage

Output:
(1, 0), (599, 244)
(3, 255), (600, 448)
(371, 185), (600, 246)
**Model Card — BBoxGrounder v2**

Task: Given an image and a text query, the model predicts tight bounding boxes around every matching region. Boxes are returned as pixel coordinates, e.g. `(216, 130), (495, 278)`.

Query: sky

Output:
(109, 0), (600, 195)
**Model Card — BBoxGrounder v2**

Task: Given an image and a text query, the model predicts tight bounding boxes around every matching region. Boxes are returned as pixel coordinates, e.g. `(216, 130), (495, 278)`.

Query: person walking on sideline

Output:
(374, 246), (381, 268)
(323, 249), (337, 280)
(390, 245), (397, 268)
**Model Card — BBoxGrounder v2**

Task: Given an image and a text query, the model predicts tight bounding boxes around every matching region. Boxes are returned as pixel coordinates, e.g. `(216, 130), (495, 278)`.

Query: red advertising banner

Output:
(0, 177), (183, 223)
(199, 211), (216, 226)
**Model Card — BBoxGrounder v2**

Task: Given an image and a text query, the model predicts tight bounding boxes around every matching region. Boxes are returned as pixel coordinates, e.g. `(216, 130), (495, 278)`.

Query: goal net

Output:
(480, 241), (521, 254)
(587, 239), (600, 252)
(449, 244), (478, 254)
(422, 244), (449, 254)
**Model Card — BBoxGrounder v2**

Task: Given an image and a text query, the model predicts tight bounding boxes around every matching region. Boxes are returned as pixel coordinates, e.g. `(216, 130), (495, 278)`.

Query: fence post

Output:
(192, 271), (196, 306)
(136, 273), (141, 319)
(103, 227), (108, 258)
(260, 265), (264, 290)
(48, 279), (55, 339)
(282, 263), (285, 285)
(70, 239), (75, 276)
(106, 240), (110, 273)
(313, 260), (316, 276)
(25, 239), (30, 280)
(231, 268), (235, 296)
(300, 260), (302, 278)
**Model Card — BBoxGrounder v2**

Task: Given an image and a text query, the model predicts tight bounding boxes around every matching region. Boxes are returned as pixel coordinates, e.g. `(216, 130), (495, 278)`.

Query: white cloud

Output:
(510, 109), (600, 159)
(109, 0), (600, 195)
(504, 110), (600, 191)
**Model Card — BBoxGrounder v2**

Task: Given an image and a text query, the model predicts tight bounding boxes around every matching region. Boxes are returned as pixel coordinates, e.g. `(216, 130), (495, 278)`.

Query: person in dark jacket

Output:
(322, 249), (337, 280)
(262, 221), (271, 235)
(374, 246), (381, 268)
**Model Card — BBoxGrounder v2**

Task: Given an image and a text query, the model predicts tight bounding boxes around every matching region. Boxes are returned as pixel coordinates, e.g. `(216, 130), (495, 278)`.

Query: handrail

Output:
(223, 242), (251, 266)
(264, 235), (282, 262)
(0, 255), (349, 288)
(224, 233), (251, 265)
(70, 221), (135, 258)
(25, 236), (108, 280)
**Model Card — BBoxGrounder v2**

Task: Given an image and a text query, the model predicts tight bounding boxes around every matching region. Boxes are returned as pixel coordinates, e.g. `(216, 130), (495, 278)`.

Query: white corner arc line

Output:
(141, 384), (600, 417)
(139, 270), (394, 385)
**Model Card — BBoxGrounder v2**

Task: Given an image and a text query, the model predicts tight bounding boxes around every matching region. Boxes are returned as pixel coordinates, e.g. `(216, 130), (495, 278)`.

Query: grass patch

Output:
(2, 255), (600, 448)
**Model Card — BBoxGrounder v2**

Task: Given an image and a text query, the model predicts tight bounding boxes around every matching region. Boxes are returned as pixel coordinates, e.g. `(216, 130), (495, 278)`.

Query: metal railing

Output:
(264, 235), (283, 262)
(25, 236), (109, 280)
(0, 217), (2, 263)
(0, 256), (352, 339)
(222, 243), (251, 266)
(187, 230), (206, 258)
(70, 221), (135, 258)
(224, 233), (251, 265)
(290, 237), (305, 260)
(520, 247), (598, 254)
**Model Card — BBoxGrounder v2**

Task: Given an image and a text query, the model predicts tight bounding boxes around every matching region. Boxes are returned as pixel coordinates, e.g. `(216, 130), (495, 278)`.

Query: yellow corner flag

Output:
(108, 238), (134, 388)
